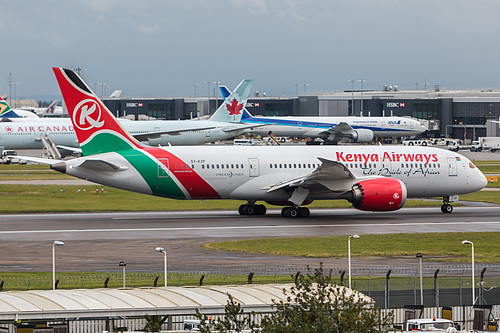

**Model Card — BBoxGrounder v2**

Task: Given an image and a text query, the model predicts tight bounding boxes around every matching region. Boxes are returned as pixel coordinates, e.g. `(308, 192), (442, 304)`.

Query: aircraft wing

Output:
(222, 123), (268, 133)
(266, 158), (356, 193)
(320, 122), (355, 135)
(132, 126), (217, 140)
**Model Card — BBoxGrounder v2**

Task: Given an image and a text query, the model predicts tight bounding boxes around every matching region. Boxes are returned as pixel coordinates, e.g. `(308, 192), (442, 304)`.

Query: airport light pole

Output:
(193, 83), (200, 97)
(156, 247), (167, 287)
(73, 67), (86, 76)
(205, 81), (212, 98)
(348, 80), (356, 116)
(462, 240), (475, 305)
(119, 261), (127, 288)
(213, 81), (220, 110)
(359, 80), (366, 116)
(416, 252), (424, 305)
(52, 241), (64, 290)
(348, 234), (360, 289)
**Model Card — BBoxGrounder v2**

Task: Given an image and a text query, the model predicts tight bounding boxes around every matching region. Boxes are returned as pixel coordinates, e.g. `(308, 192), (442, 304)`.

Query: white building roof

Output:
(0, 284), (371, 320)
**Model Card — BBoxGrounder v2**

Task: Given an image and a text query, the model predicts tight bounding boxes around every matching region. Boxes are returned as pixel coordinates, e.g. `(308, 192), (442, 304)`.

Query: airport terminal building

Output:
(102, 87), (500, 141)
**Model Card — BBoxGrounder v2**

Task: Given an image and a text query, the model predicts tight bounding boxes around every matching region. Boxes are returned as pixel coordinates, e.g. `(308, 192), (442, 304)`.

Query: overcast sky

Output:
(2, 0), (500, 100)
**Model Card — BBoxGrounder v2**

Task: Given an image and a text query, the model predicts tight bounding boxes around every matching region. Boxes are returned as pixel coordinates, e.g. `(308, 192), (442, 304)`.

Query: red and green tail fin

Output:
(53, 67), (144, 156)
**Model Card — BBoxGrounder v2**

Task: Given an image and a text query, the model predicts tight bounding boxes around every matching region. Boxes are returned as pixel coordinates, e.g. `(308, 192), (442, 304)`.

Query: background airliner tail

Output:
(0, 96), (22, 118)
(209, 79), (253, 123)
(52, 67), (144, 156)
(219, 85), (255, 121)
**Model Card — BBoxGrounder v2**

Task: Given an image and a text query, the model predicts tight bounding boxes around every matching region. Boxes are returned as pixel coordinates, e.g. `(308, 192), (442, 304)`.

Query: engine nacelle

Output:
(341, 178), (407, 211)
(351, 129), (374, 143)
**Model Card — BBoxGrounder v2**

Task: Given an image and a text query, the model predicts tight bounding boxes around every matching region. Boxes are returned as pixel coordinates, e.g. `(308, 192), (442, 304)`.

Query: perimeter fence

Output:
(0, 263), (499, 308)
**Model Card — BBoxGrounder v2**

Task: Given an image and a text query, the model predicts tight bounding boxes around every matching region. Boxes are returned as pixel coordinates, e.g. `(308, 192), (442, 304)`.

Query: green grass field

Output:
(203, 232), (500, 263)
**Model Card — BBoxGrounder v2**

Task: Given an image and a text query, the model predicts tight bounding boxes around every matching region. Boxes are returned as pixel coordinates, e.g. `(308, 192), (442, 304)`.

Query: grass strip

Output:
(202, 232), (500, 263)
(0, 271), (497, 292)
(0, 185), (453, 213)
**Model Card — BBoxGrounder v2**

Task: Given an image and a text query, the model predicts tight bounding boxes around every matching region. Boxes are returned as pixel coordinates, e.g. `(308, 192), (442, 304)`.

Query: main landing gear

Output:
(281, 206), (310, 218)
(238, 202), (267, 216)
(441, 196), (453, 213)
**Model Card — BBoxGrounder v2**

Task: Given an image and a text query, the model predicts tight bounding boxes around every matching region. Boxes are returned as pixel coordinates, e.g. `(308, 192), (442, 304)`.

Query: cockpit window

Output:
(469, 162), (476, 169)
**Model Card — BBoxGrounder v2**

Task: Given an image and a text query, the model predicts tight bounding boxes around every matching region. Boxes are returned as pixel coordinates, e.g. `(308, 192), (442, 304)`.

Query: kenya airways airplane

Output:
(20, 68), (486, 218)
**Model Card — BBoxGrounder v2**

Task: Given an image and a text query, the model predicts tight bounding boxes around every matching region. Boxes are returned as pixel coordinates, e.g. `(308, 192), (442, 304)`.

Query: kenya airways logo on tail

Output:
(73, 99), (104, 130)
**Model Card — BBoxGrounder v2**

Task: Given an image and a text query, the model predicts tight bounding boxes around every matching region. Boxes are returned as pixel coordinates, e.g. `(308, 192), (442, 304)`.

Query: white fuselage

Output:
(62, 145), (487, 202)
(244, 116), (426, 138)
(0, 118), (248, 149)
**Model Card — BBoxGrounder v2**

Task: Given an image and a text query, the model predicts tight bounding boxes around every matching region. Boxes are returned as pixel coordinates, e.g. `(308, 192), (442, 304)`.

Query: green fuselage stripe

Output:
(117, 150), (186, 199)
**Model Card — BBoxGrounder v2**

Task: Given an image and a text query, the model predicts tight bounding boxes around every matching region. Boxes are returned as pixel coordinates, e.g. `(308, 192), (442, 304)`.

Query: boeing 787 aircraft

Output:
(17, 68), (486, 218)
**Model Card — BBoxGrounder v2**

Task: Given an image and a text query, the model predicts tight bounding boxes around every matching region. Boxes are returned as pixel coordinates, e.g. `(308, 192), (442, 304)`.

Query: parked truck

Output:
(470, 137), (500, 152)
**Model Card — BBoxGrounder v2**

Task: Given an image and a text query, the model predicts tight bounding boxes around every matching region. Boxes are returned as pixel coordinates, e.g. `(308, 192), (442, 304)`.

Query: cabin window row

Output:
(268, 163), (319, 169)
(200, 164), (245, 170)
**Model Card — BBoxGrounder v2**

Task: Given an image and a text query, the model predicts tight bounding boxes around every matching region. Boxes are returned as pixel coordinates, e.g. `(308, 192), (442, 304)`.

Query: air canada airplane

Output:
(0, 80), (257, 150)
(220, 86), (426, 144)
(18, 68), (487, 218)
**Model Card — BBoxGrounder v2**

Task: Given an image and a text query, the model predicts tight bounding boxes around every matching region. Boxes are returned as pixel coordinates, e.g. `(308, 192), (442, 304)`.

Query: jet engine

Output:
(340, 178), (407, 211)
(351, 129), (374, 143)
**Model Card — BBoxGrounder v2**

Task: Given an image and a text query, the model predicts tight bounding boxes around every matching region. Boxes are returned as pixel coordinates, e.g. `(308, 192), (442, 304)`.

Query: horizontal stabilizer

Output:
(77, 159), (128, 171)
(10, 156), (62, 165)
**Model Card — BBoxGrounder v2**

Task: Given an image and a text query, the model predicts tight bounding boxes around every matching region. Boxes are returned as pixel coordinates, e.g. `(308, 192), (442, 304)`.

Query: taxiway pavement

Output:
(0, 206), (499, 275)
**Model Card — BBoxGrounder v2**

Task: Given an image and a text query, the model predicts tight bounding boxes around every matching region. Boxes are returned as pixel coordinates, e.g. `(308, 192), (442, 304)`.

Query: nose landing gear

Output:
(441, 196), (453, 213)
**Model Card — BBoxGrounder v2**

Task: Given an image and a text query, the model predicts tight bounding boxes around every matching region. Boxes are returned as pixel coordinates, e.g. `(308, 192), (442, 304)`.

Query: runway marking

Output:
(1, 221), (500, 235)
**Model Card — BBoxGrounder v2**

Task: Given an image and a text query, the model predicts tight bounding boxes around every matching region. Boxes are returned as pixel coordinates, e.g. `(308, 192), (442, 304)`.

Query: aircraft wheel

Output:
(281, 207), (289, 217)
(441, 204), (453, 213)
(299, 207), (310, 218)
(289, 208), (299, 218)
(246, 205), (255, 215)
(256, 204), (267, 215)
(238, 204), (247, 215)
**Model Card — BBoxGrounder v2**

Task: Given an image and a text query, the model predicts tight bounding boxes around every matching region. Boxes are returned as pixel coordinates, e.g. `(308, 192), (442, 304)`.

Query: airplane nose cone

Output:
(469, 169), (488, 192)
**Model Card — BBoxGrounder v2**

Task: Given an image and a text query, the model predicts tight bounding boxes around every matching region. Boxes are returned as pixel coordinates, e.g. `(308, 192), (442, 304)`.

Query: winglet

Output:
(52, 67), (144, 156)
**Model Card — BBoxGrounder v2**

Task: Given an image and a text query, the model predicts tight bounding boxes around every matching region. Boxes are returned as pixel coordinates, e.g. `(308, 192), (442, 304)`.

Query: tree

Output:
(260, 264), (393, 332)
(196, 264), (393, 332)
(195, 293), (259, 333)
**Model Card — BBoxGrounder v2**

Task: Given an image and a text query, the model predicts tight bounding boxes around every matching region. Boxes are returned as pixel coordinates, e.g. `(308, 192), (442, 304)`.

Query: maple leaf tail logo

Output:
(226, 99), (243, 116)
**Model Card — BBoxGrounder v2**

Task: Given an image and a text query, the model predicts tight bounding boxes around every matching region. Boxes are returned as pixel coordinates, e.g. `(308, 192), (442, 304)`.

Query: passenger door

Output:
(248, 158), (260, 177)
(447, 157), (457, 177)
